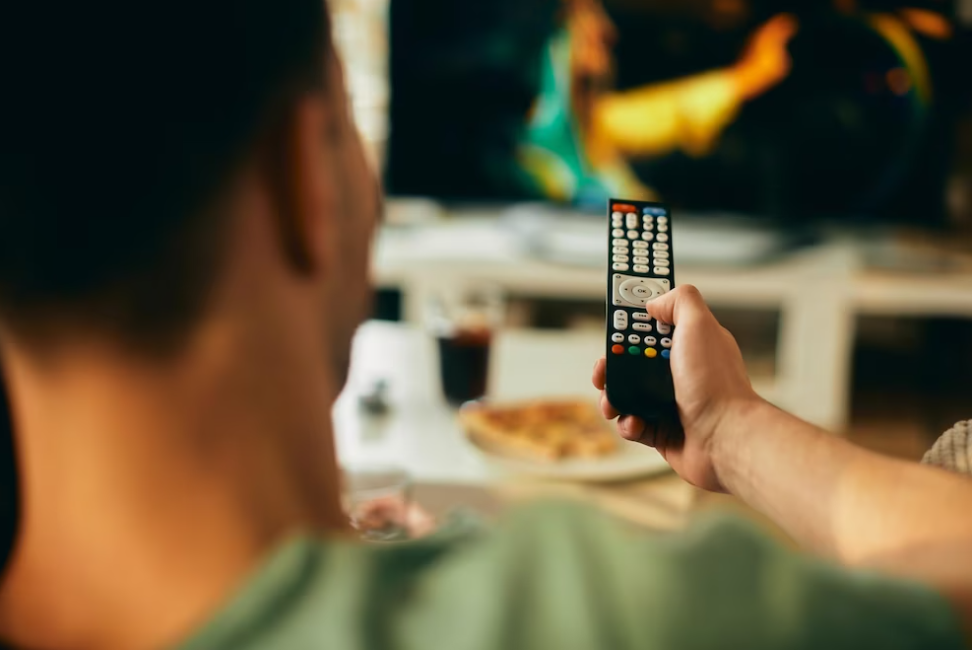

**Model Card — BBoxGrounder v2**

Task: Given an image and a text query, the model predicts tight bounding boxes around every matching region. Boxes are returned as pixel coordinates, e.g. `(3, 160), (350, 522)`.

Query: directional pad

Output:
(611, 274), (670, 308)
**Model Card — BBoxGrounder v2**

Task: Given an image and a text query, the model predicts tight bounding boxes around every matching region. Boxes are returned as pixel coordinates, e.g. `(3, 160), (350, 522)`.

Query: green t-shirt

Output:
(176, 503), (963, 650)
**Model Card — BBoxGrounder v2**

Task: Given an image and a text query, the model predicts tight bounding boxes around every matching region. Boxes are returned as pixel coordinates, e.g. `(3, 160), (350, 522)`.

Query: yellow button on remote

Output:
(644, 348), (658, 359)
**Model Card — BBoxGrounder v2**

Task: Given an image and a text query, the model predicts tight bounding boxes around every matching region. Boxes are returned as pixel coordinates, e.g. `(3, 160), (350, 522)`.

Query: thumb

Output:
(645, 285), (708, 326)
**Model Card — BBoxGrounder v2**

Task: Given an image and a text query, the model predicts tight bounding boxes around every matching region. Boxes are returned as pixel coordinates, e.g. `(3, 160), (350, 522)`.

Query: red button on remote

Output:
(611, 344), (625, 355)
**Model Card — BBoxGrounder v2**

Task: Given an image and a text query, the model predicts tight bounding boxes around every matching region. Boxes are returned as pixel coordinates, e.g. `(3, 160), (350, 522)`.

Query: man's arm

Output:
(594, 286), (972, 623)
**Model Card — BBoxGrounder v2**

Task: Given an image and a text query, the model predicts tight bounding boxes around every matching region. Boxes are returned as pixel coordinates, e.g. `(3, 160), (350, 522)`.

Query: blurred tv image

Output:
(387, 0), (971, 223)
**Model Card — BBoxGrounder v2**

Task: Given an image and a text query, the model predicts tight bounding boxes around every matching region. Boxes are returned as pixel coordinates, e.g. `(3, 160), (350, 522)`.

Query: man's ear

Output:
(263, 94), (337, 276)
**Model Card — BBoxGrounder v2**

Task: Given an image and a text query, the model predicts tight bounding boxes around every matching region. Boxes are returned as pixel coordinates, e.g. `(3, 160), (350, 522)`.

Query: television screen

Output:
(387, 0), (971, 223)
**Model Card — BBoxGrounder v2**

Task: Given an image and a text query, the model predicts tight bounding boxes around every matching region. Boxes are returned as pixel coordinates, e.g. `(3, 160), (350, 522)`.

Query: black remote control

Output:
(604, 199), (678, 424)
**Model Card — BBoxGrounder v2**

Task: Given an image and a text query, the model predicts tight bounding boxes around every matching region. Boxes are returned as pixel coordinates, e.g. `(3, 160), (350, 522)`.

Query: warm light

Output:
(833, 0), (858, 15)
(887, 68), (912, 96)
(900, 8), (953, 41)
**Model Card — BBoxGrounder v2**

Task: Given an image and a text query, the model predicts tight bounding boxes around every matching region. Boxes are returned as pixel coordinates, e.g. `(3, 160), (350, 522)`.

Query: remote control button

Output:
(612, 229), (625, 237)
(632, 323), (652, 332)
(628, 334), (640, 344)
(654, 258), (670, 267)
(611, 211), (623, 220)
(613, 263), (629, 272)
(632, 312), (651, 321)
(658, 216), (668, 224)
(611, 332), (625, 343)
(656, 322), (672, 335)
(616, 277), (669, 307)
(628, 346), (640, 355)
(654, 250), (670, 259)
(644, 348), (658, 359)
(613, 238), (628, 246)
(652, 243), (669, 251)
(658, 225), (669, 233)
(657, 233), (670, 242)
(613, 203), (637, 213)
(613, 257), (630, 265)
(661, 349), (670, 359)
(611, 344), (625, 355)
(654, 266), (670, 275)
(641, 231), (654, 241)
(633, 256), (649, 265)
(644, 336), (657, 346)
(627, 230), (639, 239)
(613, 247), (628, 255)
(661, 338), (672, 348)
(633, 265), (649, 273)
(642, 207), (654, 215)
(626, 214), (639, 229)
(613, 310), (628, 330)
(612, 218), (623, 228)
(632, 241), (649, 249)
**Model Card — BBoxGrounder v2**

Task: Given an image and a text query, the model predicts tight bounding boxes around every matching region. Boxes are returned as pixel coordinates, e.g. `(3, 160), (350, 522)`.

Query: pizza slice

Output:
(459, 399), (618, 463)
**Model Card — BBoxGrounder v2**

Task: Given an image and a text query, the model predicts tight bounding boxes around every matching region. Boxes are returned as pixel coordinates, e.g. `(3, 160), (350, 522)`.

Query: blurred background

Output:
(327, 0), (972, 522)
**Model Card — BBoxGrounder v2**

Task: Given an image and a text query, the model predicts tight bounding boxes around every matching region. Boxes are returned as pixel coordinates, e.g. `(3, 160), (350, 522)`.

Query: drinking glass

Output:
(426, 284), (504, 406)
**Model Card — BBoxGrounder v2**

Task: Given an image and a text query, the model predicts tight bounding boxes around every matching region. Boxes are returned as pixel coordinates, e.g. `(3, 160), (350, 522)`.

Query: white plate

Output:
(465, 431), (672, 483)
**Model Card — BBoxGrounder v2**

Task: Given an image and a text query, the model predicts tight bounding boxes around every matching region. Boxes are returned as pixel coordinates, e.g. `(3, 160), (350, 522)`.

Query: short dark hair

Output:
(0, 1), (330, 352)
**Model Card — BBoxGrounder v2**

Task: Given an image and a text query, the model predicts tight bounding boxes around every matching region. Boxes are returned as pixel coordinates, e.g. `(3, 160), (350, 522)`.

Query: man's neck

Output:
(0, 316), (347, 650)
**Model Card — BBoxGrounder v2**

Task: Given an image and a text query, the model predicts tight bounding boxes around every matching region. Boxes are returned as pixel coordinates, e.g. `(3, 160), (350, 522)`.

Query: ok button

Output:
(631, 285), (652, 299)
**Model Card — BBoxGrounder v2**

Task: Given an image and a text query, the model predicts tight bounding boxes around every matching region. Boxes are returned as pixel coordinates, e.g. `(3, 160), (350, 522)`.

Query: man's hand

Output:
(593, 285), (763, 491)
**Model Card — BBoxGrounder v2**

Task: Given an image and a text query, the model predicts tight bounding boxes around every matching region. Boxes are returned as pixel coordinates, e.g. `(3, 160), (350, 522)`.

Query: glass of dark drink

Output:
(427, 285), (503, 407)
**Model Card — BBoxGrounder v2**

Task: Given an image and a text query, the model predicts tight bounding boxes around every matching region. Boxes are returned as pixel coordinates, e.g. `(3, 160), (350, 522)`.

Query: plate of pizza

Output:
(458, 399), (671, 482)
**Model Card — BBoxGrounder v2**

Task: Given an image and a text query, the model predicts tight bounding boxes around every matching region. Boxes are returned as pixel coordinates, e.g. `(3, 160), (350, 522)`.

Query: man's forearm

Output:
(712, 399), (972, 565)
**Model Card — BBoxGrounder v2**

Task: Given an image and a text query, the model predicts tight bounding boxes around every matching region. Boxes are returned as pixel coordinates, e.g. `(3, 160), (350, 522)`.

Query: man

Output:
(0, 1), (969, 648)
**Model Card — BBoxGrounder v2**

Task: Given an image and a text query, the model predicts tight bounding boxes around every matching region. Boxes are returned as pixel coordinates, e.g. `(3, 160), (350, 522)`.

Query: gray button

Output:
(628, 334), (641, 345)
(656, 322), (672, 335)
(632, 323), (652, 332)
(654, 266), (670, 275)
(611, 332), (625, 343)
(641, 231), (654, 241)
(634, 256), (650, 265)
(643, 336), (657, 346)
(626, 214), (639, 229)
(652, 243), (669, 251)
(613, 229), (625, 237)
(633, 265), (649, 273)
(632, 241), (649, 249)
(612, 211), (623, 220)
(613, 263), (629, 272)
(661, 338), (672, 348)
(654, 258), (670, 267)
(613, 239), (629, 246)
(654, 250), (670, 259)
(627, 230), (639, 239)
(613, 255), (630, 262)
(657, 233), (670, 242)
(632, 312), (652, 322)
(613, 310), (628, 330)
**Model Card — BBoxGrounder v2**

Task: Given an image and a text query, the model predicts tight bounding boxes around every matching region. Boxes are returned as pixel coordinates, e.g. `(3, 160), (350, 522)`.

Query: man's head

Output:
(0, 0), (378, 378)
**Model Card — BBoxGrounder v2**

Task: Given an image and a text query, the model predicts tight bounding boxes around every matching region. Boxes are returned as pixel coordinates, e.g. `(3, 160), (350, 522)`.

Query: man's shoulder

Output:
(175, 503), (963, 650)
